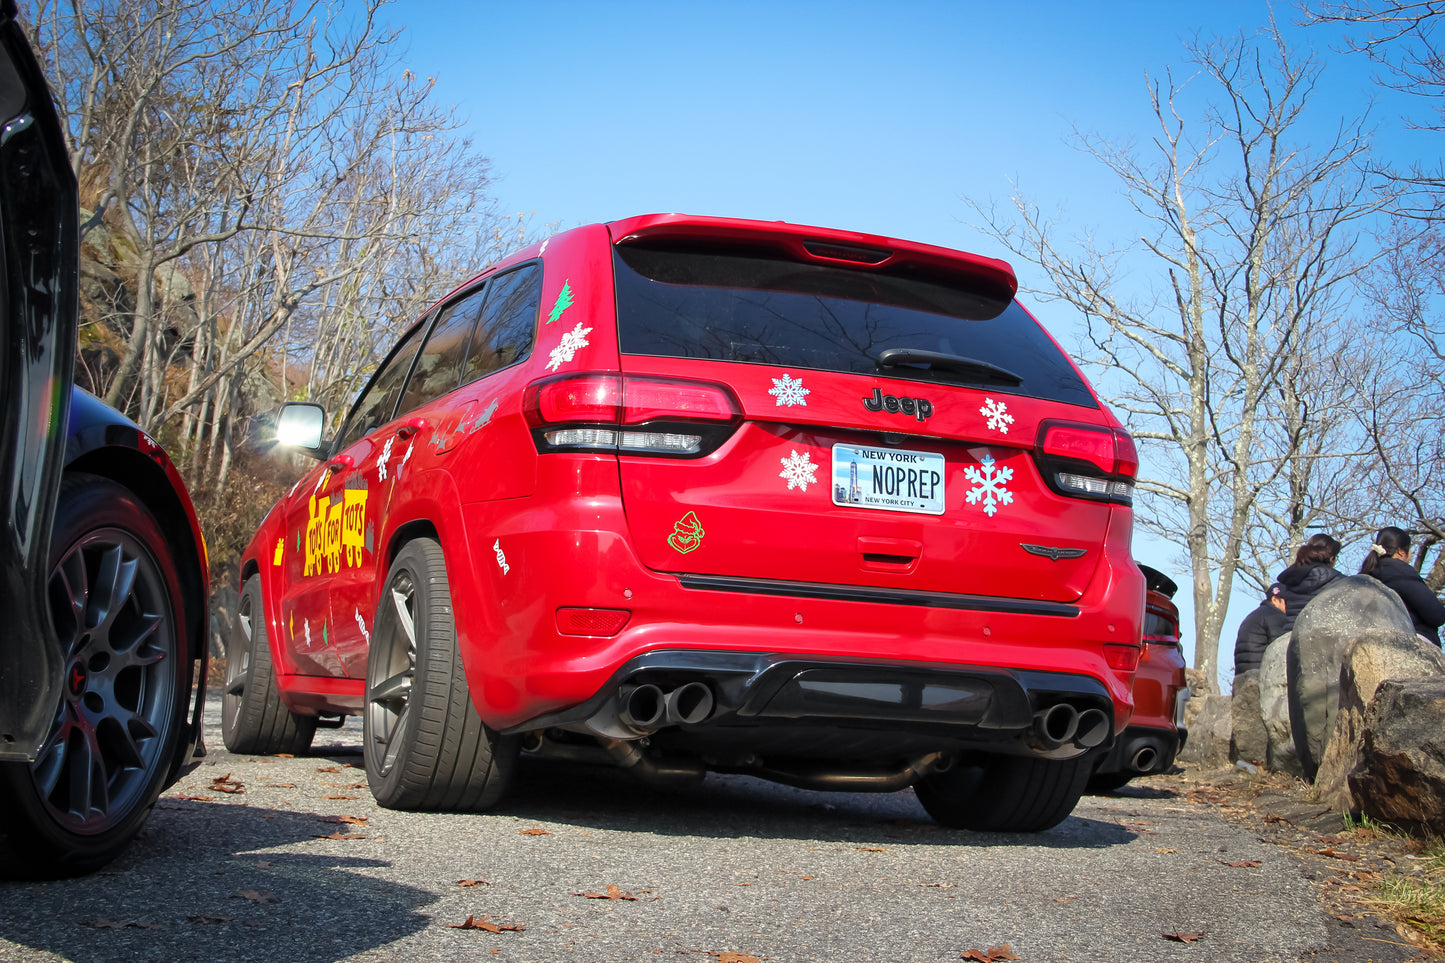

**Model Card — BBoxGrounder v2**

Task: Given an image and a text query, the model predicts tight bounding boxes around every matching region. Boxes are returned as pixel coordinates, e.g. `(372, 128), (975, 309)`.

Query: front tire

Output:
(916, 752), (1092, 832)
(220, 575), (316, 755)
(363, 538), (515, 811)
(0, 474), (191, 878)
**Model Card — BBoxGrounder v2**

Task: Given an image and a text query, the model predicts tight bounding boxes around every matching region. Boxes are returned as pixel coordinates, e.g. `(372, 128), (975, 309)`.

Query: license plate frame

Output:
(830, 444), (946, 515)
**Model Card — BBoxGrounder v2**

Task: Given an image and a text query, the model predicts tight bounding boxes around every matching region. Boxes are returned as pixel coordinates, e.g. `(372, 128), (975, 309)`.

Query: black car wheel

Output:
(363, 537), (515, 811)
(221, 574), (316, 755)
(0, 474), (191, 878)
(915, 752), (1092, 832)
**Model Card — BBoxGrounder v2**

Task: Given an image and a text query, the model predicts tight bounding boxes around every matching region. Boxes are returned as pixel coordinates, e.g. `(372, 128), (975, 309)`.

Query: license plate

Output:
(831, 444), (945, 515)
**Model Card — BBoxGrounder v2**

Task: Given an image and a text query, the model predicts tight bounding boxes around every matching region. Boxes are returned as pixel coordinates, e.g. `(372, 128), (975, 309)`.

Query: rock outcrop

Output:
(1349, 678), (1445, 835)
(1230, 669), (1267, 765)
(1313, 630), (1445, 812)
(1286, 576), (1416, 779)
(1258, 635), (1300, 775)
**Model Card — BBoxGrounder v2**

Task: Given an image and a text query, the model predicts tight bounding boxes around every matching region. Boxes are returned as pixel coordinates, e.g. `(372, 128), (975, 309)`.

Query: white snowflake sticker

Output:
(980, 397), (1014, 434)
(303, 619), (313, 649)
(779, 449), (819, 492)
(546, 322), (593, 371)
(964, 452), (1014, 517)
(398, 441), (414, 477)
(354, 608), (370, 644)
(377, 436), (394, 481)
(493, 538), (510, 575)
(769, 372), (810, 407)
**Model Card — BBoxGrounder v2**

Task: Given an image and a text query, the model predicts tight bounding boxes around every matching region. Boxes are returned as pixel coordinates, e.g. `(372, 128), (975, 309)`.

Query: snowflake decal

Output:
(964, 453), (1014, 517)
(377, 436), (394, 481)
(398, 441), (415, 477)
(980, 397), (1014, 434)
(354, 608), (370, 644)
(539, 237), (550, 254)
(303, 619), (313, 649)
(546, 322), (592, 372)
(493, 538), (510, 575)
(768, 372), (810, 407)
(779, 449), (819, 492)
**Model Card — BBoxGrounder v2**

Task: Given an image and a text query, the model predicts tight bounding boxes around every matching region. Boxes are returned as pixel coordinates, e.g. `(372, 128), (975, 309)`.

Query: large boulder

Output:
(1350, 678), (1445, 835)
(1313, 630), (1445, 812)
(1230, 670), (1268, 765)
(1178, 693), (1231, 769)
(1286, 576), (1416, 779)
(1258, 635), (1300, 775)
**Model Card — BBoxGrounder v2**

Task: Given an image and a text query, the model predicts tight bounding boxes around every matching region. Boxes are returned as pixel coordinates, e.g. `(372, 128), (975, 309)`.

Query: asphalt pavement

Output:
(0, 695), (1421, 962)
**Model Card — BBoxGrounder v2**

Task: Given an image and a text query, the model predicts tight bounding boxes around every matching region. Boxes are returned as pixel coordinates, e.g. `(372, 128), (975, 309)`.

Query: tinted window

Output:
(613, 247), (1096, 407)
(461, 263), (541, 385)
(334, 321), (428, 451)
(397, 286), (488, 415)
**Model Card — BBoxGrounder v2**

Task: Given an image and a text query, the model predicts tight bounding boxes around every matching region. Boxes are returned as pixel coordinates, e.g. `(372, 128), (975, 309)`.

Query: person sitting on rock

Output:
(1275, 533), (1342, 632)
(1233, 582), (1287, 677)
(1360, 526), (1445, 647)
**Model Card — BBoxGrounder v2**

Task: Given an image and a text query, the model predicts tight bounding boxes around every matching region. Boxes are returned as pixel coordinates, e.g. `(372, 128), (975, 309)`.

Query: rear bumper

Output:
(504, 648), (1117, 760)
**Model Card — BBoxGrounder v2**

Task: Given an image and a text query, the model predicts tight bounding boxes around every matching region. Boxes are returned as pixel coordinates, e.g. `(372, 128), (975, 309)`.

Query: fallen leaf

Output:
(711, 954), (761, 963)
(231, 890), (277, 904)
(960, 945), (1020, 961)
(1223, 860), (1261, 868)
(457, 879), (493, 888)
(575, 884), (639, 901)
(855, 846), (886, 852)
(1163, 931), (1204, 943)
(1053, 896), (1076, 902)
(1317, 848), (1361, 861)
(1264, 814), (1290, 824)
(320, 814), (368, 825)
(173, 794), (213, 801)
(316, 767), (340, 773)
(919, 882), (956, 888)
(1154, 848), (1178, 854)
(261, 782), (296, 789)
(275, 753), (294, 758)
(209, 774), (245, 794)
(323, 794), (356, 800)
(312, 831), (367, 840)
(449, 914), (524, 933)
(187, 915), (234, 924)
(519, 828), (550, 836)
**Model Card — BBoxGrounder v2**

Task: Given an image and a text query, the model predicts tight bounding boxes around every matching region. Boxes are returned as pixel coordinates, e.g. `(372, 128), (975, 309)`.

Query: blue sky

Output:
(393, 1), (1428, 681)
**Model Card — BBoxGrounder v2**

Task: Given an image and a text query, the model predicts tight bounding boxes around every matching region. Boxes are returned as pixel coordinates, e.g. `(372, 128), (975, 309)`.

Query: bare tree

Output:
(972, 23), (1390, 692)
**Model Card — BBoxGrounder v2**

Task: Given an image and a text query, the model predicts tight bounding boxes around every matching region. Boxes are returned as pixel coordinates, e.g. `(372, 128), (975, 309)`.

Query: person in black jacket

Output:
(1360, 526), (1445, 647)
(1234, 582), (1288, 677)
(1275, 533), (1342, 632)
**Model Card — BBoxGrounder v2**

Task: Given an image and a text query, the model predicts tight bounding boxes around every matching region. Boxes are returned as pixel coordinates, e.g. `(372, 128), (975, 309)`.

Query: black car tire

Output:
(915, 752), (1092, 832)
(0, 474), (191, 878)
(221, 574), (317, 755)
(1085, 770), (1134, 794)
(363, 538), (515, 811)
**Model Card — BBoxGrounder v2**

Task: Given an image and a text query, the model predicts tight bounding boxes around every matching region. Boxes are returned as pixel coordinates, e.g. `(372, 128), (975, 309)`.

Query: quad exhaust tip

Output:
(618, 682), (715, 735)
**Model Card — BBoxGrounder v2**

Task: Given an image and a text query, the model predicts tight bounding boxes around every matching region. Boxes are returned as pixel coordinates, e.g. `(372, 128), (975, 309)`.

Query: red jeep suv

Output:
(227, 214), (1145, 832)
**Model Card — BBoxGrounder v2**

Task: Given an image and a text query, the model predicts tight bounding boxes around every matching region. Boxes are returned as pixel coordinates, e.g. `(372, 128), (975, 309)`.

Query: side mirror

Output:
(275, 403), (326, 455)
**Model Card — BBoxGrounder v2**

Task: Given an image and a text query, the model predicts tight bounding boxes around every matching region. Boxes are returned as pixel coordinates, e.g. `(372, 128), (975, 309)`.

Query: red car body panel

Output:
(240, 214), (1147, 755)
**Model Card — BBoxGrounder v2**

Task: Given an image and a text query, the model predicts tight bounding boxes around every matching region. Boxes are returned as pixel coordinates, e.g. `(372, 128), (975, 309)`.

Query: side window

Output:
(334, 320), (429, 452)
(461, 263), (542, 386)
(396, 285), (488, 415)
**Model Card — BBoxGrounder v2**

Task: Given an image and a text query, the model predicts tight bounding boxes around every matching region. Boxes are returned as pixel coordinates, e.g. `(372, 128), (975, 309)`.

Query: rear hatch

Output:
(603, 218), (1136, 605)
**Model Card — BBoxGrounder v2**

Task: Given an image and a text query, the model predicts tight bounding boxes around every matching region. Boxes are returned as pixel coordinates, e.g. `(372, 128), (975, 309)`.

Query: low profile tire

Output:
(916, 752), (1092, 832)
(220, 574), (316, 755)
(0, 474), (192, 878)
(363, 538), (516, 811)
(1086, 770), (1134, 795)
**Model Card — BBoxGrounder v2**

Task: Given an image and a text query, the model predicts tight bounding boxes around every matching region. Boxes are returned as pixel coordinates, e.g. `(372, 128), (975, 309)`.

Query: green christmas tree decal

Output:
(547, 280), (574, 324)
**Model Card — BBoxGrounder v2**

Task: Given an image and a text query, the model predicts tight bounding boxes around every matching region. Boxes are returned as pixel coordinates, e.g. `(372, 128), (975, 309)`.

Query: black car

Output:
(0, 0), (208, 878)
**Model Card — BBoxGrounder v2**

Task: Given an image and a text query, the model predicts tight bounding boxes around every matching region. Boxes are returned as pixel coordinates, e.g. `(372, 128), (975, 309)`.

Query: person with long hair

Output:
(1275, 533), (1342, 632)
(1360, 527), (1445, 647)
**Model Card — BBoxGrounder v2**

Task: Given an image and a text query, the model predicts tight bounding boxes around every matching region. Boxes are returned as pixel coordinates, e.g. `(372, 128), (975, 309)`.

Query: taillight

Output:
(524, 372), (741, 457)
(1035, 420), (1136, 504)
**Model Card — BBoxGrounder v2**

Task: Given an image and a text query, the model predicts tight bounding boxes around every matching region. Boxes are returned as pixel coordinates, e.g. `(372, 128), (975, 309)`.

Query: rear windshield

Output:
(613, 246), (1096, 407)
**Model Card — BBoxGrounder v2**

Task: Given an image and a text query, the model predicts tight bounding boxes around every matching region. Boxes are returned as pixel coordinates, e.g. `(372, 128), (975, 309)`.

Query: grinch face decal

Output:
(668, 511), (705, 554)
